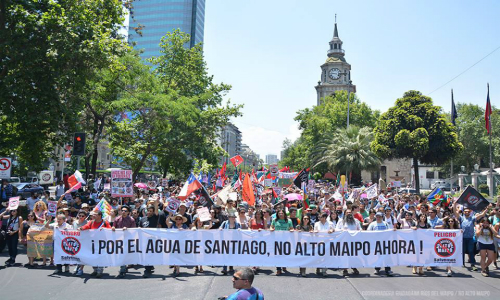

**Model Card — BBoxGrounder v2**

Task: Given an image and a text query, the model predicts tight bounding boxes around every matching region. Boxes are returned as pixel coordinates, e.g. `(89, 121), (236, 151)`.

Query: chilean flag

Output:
(485, 83), (492, 135)
(178, 173), (202, 200)
(66, 170), (86, 193)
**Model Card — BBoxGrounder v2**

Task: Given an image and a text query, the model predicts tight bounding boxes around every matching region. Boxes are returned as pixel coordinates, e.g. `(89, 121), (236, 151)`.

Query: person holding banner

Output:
(112, 205), (136, 278)
(78, 210), (111, 278)
(296, 214), (313, 277)
(314, 212), (335, 277)
(141, 201), (160, 277)
(192, 214), (212, 274)
(368, 212), (395, 276)
(336, 209), (361, 277)
(0, 206), (23, 266)
(220, 213), (241, 275)
(167, 213), (189, 277)
(50, 214), (72, 274)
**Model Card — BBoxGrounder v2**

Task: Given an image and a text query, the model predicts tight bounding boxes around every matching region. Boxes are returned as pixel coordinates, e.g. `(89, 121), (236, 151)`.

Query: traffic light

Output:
(73, 133), (86, 156)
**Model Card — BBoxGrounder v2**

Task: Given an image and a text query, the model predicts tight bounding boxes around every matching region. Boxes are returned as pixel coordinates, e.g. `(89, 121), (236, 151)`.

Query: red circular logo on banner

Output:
(61, 237), (81, 256)
(434, 238), (455, 258)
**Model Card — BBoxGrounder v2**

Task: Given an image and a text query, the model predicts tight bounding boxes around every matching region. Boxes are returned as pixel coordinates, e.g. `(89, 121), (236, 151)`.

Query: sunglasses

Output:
(175, 218), (183, 221)
(233, 276), (246, 281)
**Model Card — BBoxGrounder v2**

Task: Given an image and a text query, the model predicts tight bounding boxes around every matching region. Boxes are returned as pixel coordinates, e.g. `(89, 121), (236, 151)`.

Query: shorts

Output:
(477, 242), (495, 251)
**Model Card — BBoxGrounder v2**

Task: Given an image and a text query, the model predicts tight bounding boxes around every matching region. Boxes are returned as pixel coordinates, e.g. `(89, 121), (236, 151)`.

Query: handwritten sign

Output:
(196, 207), (211, 223)
(8, 196), (19, 210)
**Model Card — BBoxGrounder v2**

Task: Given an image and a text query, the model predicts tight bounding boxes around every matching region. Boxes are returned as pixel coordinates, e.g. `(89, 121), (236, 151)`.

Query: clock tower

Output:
(315, 21), (356, 105)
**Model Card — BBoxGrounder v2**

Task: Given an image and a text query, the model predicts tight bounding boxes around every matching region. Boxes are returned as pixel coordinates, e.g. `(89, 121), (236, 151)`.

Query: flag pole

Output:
(487, 83), (493, 198)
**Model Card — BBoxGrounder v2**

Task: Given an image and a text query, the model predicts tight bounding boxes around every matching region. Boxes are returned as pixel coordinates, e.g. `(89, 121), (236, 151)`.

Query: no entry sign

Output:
(0, 157), (12, 179)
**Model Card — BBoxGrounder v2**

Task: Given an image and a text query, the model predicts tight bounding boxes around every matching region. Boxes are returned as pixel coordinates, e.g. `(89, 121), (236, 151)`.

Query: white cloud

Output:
(239, 123), (301, 160)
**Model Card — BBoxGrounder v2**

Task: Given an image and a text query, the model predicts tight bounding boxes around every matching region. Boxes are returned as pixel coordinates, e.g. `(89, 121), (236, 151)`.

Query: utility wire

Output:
(428, 45), (500, 95)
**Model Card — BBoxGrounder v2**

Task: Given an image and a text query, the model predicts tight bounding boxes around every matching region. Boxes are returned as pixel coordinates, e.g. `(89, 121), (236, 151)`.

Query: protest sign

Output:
(47, 200), (58, 217)
(264, 179), (273, 187)
(161, 178), (169, 187)
(277, 178), (293, 187)
(196, 207), (211, 222)
(111, 170), (133, 198)
(8, 196), (19, 210)
(165, 198), (180, 214)
(38, 171), (54, 185)
(54, 229), (462, 268)
(27, 225), (54, 258)
(457, 186), (490, 212)
(270, 164), (279, 177)
(148, 181), (157, 190)
(365, 183), (378, 199)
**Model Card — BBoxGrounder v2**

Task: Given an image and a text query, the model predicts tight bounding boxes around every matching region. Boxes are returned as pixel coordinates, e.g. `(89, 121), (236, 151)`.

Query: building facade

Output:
(315, 21), (356, 105)
(219, 123), (242, 162)
(128, 0), (205, 60)
(265, 154), (279, 165)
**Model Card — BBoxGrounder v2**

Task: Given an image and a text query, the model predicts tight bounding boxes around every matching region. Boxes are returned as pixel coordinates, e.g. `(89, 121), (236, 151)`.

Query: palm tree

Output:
(311, 126), (381, 184)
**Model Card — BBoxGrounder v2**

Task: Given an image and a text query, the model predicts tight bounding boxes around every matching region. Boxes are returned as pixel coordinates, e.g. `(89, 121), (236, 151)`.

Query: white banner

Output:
(54, 229), (462, 268)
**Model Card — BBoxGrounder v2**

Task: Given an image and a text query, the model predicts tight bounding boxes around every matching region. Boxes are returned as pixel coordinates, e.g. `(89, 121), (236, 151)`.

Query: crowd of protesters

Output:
(1, 177), (500, 280)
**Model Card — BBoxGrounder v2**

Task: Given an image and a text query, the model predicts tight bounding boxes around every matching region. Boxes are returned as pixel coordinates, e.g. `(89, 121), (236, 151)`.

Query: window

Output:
(426, 171), (434, 179)
(334, 44), (337, 49)
(438, 172), (445, 179)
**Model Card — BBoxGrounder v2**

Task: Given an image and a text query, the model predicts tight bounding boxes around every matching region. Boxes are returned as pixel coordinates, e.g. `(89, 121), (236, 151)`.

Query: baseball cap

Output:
(376, 212), (384, 217)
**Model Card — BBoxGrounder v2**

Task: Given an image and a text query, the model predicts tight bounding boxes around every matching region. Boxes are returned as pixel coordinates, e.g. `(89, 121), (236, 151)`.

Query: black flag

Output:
(293, 168), (309, 188)
(451, 89), (458, 125)
(457, 186), (490, 212)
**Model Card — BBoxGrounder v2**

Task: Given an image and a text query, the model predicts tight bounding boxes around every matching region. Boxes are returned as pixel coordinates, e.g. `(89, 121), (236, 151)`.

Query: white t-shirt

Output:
(314, 220), (335, 232)
(336, 219), (362, 231)
(384, 215), (396, 229)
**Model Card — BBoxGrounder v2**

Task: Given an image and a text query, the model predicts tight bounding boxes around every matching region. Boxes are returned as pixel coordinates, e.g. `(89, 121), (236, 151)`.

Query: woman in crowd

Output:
(0, 207), (23, 266)
(411, 213), (430, 275)
(20, 212), (36, 248)
(270, 209), (294, 275)
(220, 213), (241, 275)
(191, 214), (212, 274)
(72, 210), (88, 275)
(442, 216), (460, 276)
(236, 207), (249, 229)
(296, 214), (313, 277)
(167, 213), (189, 277)
(328, 209), (341, 228)
(476, 217), (499, 277)
(250, 210), (267, 231)
(398, 210), (416, 229)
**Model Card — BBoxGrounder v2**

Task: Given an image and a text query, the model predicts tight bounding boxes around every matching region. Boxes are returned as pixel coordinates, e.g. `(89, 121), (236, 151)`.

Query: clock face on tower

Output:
(328, 68), (341, 80)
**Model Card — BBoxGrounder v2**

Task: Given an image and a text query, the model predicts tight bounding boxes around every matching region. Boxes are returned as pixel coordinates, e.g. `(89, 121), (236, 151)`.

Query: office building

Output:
(128, 0), (205, 60)
(265, 154), (279, 165)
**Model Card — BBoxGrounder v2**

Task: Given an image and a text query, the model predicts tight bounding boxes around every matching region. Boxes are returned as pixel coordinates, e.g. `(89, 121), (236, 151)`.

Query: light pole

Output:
(339, 70), (352, 128)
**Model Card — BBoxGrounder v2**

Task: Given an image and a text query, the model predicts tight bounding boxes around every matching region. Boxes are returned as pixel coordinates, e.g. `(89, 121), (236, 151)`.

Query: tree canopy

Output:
(371, 90), (463, 193)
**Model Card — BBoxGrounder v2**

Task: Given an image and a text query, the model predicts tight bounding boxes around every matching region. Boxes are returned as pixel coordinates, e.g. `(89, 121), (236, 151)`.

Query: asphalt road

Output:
(1, 248), (499, 300)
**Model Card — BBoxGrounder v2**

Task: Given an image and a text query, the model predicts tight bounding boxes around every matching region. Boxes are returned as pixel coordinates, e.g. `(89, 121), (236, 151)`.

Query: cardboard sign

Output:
(391, 181), (402, 188)
(8, 196), (20, 210)
(111, 170), (133, 198)
(148, 181), (157, 189)
(47, 200), (58, 217)
(39, 171), (54, 185)
(270, 164), (279, 177)
(277, 178), (293, 187)
(196, 207), (211, 222)
(165, 198), (180, 214)
(161, 178), (169, 187)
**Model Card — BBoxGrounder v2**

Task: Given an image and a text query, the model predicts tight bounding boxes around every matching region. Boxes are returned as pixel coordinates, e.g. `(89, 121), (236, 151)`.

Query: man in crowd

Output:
(368, 212), (394, 276)
(140, 200), (159, 278)
(221, 267), (264, 300)
(112, 205), (136, 278)
(78, 210), (111, 278)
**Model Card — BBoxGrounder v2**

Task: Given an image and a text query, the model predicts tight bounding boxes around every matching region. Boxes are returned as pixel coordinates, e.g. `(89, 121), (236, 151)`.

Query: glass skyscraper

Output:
(128, 0), (205, 60)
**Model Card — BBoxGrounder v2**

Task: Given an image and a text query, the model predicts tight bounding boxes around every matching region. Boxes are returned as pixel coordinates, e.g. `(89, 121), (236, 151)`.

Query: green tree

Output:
(109, 31), (242, 180)
(311, 126), (381, 185)
(282, 91), (380, 174)
(0, 0), (128, 170)
(371, 90), (463, 193)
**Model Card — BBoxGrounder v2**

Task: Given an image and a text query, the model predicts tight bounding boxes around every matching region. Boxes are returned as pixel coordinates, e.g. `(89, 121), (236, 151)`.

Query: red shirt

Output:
(80, 220), (111, 230)
(250, 219), (265, 230)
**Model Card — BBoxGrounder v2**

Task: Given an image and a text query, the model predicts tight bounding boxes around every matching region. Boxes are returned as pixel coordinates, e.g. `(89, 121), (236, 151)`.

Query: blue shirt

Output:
(427, 217), (443, 229)
(460, 215), (476, 238)
(367, 221), (390, 231)
(227, 287), (264, 300)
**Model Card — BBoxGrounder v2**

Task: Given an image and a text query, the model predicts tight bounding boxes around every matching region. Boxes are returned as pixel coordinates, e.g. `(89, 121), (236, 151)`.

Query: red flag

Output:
(220, 162), (227, 178)
(66, 171), (86, 193)
(485, 83), (492, 134)
(242, 173), (255, 206)
(230, 155), (244, 168)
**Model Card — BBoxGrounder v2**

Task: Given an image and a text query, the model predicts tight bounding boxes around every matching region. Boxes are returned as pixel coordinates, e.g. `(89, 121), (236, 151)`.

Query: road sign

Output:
(0, 157), (12, 179)
(270, 164), (279, 177)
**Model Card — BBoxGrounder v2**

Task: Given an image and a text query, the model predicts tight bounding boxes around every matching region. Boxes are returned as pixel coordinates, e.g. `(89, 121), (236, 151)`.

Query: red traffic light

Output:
(76, 137), (82, 142)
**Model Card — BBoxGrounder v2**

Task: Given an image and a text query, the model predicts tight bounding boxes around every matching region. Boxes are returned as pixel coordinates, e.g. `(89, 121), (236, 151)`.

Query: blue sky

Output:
(202, 0), (500, 159)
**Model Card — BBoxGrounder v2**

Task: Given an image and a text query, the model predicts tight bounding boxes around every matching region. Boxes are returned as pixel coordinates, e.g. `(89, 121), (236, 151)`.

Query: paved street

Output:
(1, 248), (499, 300)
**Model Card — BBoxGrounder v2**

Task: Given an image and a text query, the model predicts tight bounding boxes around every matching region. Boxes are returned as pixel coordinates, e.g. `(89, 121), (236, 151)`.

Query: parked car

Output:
(431, 180), (447, 190)
(7, 177), (21, 184)
(398, 188), (418, 195)
(11, 183), (45, 199)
